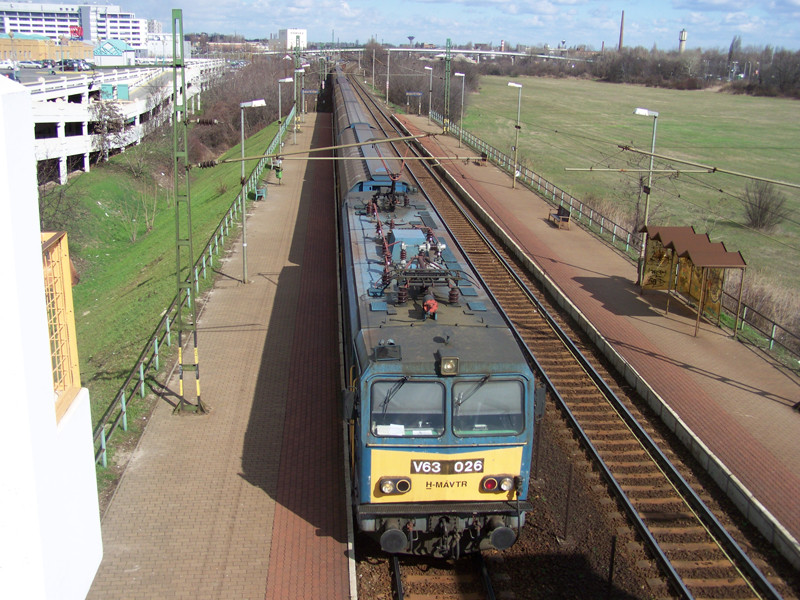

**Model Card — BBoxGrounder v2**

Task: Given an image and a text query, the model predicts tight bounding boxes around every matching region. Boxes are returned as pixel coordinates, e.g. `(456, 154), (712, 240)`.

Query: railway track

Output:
(347, 75), (792, 599)
(391, 553), (497, 600)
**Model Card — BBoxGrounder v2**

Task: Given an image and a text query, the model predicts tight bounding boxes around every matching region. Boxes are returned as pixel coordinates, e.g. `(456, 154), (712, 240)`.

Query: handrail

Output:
(434, 111), (800, 367)
(93, 107), (296, 466)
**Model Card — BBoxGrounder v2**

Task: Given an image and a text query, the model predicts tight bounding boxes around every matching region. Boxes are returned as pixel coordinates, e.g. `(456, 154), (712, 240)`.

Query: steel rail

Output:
(349, 74), (782, 599)
(412, 133), (782, 600)
(409, 126), (781, 600)
(391, 555), (405, 600)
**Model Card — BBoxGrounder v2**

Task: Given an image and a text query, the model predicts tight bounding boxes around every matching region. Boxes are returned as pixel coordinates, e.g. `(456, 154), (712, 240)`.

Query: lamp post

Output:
(293, 67), (305, 143)
(424, 66), (433, 124)
(508, 81), (522, 189)
(278, 76), (293, 134)
(454, 72), (465, 147)
(239, 98), (266, 284)
(385, 49), (390, 106)
(60, 36), (69, 72)
(633, 107), (659, 285)
(8, 31), (17, 77)
(299, 62), (310, 122)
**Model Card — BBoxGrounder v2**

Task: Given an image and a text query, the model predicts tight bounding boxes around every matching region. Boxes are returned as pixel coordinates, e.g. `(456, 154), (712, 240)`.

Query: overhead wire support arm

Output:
(566, 167), (713, 174)
(619, 144), (800, 190)
(192, 133), (437, 168)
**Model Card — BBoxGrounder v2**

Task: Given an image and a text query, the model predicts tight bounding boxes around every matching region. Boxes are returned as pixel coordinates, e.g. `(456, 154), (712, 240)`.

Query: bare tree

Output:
(120, 142), (149, 178)
(119, 196), (140, 243)
(90, 100), (126, 163)
(37, 160), (84, 231)
(743, 180), (789, 231)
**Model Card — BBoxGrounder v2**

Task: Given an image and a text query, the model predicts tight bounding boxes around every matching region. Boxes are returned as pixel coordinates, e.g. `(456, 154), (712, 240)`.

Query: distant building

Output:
(93, 38), (135, 67)
(278, 28), (307, 51)
(0, 32), (92, 62)
(145, 33), (191, 60)
(0, 2), (148, 50)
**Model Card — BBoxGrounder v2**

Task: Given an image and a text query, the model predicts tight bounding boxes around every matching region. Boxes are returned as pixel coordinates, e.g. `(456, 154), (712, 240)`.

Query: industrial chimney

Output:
(618, 11), (624, 51)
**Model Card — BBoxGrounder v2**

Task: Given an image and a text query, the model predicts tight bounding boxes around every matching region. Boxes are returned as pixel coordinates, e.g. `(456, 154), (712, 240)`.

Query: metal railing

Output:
(23, 59), (226, 99)
(435, 111), (644, 257)
(722, 289), (800, 364)
(435, 111), (800, 368)
(93, 108), (295, 466)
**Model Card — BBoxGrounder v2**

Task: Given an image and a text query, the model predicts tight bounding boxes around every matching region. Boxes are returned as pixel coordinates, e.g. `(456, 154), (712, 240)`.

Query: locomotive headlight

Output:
(440, 356), (459, 376)
(499, 477), (514, 492)
(482, 475), (515, 493)
(379, 477), (412, 495)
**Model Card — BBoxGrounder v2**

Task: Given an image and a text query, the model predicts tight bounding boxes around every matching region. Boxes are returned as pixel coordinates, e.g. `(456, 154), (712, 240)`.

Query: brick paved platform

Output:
(88, 114), (352, 599)
(399, 114), (800, 565)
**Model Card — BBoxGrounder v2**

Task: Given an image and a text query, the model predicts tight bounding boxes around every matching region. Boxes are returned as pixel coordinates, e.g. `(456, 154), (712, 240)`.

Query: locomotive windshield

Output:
(371, 380), (446, 437)
(369, 378), (525, 438)
(453, 379), (524, 436)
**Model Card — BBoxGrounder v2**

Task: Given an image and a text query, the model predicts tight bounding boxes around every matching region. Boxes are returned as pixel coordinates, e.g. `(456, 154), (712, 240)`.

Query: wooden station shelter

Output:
(640, 226), (747, 337)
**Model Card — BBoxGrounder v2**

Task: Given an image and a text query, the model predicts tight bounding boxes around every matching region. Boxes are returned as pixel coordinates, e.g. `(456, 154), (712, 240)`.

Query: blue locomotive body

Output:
(334, 71), (542, 557)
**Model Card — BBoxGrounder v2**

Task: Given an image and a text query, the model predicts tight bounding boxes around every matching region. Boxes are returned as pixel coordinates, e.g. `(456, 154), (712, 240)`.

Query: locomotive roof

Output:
(344, 191), (529, 376)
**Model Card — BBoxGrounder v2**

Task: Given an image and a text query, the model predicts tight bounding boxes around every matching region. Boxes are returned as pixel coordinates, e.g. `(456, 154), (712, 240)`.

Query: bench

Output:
(255, 186), (266, 201)
(548, 206), (571, 230)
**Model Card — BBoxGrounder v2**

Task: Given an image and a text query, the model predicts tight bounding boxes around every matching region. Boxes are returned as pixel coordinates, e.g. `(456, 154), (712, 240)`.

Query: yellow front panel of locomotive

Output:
(370, 447), (523, 503)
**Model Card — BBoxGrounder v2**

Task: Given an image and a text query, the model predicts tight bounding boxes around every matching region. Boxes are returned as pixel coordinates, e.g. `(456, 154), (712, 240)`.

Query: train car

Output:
(334, 69), (544, 557)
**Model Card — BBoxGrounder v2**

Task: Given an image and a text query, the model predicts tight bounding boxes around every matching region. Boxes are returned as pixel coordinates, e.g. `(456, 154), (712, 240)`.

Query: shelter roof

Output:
(641, 225), (746, 269)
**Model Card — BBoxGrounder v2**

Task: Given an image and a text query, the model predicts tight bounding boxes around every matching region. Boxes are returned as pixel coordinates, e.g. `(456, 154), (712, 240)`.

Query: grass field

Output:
(462, 76), (800, 289)
(68, 123), (279, 431)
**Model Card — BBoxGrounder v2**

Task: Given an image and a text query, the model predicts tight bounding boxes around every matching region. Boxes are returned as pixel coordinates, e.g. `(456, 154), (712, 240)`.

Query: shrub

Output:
(743, 180), (789, 231)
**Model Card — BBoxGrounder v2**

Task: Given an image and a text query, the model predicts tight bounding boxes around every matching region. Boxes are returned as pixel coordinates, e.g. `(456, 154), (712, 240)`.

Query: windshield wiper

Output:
(455, 375), (490, 409)
(381, 376), (409, 414)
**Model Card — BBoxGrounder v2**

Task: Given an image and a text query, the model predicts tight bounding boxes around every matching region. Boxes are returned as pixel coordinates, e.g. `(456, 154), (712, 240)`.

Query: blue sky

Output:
(128, 0), (799, 51)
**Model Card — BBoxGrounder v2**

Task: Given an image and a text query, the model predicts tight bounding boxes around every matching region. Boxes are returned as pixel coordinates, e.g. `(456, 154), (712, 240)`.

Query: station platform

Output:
(397, 114), (800, 566)
(88, 113), (352, 599)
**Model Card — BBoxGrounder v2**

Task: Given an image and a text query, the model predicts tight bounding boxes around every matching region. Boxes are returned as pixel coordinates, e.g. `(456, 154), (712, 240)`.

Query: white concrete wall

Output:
(26, 60), (224, 182)
(0, 75), (102, 600)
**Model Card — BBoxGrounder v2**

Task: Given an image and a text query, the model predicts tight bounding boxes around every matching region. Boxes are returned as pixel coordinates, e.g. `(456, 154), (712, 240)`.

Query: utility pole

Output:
(443, 38), (451, 133)
(170, 8), (205, 413)
(294, 36), (300, 141)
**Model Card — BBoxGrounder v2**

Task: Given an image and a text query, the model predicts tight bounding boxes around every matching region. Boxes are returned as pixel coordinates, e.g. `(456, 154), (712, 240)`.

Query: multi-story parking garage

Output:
(24, 59), (224, 184)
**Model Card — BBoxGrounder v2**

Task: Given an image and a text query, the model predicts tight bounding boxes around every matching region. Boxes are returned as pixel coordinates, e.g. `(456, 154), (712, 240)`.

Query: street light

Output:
(278, 76), (293, 137)
(508, 81), (522, 189)
(8, 31), (17, 77)
(633, 107), (659, 285)
(454, 72), (465, 147)
(293, 67), (305, 144)
(59, 36), (69, 72)
(424, 66), (433, 124)
(299, 62), (310, 122)
(239, 98), (266, 284)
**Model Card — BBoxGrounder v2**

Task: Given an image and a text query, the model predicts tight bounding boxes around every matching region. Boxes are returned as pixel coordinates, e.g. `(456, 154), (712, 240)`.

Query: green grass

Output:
(463, 76), (800, 288)
(68, 122), (280, 428)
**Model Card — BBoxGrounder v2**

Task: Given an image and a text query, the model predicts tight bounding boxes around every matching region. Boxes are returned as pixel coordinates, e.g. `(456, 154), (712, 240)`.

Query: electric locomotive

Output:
(334, 70), (544, 557)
